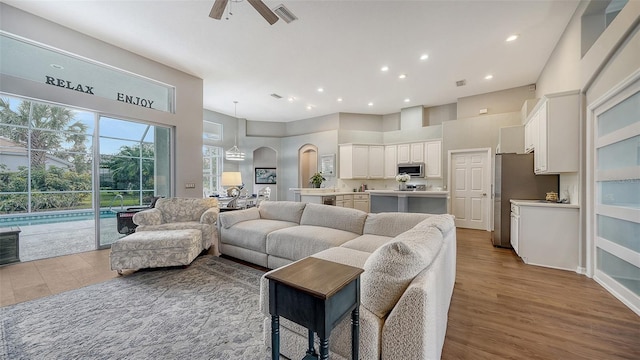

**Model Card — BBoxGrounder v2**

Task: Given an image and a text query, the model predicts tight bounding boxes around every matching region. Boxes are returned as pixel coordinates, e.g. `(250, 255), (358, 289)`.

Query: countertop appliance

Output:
(493, 153), (558, 248)
(397, 163), (425, 177)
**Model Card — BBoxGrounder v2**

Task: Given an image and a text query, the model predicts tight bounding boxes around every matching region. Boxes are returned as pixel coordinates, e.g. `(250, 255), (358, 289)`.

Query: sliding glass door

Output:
(0, 94), (173, 259)
(589, 76), (640, 315)
(97, 116), (171, 248)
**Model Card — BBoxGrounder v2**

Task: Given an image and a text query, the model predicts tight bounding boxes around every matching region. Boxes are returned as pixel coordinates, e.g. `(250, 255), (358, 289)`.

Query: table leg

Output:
(352, 307), (359, 360)
(306, 329), (318, 357)
(271, 315), (280, 360)
(319, 337), (329, 360)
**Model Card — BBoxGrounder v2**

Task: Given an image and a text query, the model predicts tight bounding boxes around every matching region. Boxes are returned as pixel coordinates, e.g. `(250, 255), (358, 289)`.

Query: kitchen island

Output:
(366, 190), (448, 214)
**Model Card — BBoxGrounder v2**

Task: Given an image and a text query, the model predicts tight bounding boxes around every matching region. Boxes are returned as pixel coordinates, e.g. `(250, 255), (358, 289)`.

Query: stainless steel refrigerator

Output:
(493, 153), (559, 248)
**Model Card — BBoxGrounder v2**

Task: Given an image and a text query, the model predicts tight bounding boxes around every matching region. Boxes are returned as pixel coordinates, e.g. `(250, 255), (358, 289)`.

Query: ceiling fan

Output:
(209, 0), (279, 25)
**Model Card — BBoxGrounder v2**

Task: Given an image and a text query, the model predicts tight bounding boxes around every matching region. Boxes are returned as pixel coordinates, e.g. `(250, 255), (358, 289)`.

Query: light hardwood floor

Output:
(1, 229), (638, 359)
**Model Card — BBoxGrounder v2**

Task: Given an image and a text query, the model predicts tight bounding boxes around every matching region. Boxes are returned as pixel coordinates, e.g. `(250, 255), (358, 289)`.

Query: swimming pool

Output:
(0, 210), (116, 227)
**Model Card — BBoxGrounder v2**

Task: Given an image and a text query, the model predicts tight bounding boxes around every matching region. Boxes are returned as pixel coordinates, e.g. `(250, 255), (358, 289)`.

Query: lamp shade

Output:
(221, 172), (243, 187)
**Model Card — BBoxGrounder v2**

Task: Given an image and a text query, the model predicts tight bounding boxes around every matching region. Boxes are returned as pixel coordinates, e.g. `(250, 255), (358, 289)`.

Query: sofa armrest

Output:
(132, 208), (162, 226)
(218, 207), (260, 229)
(200, 207), (219, 225)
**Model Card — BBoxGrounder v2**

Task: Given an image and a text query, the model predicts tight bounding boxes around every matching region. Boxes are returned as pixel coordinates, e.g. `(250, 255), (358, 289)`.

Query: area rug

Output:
(0, 256), (272, 359)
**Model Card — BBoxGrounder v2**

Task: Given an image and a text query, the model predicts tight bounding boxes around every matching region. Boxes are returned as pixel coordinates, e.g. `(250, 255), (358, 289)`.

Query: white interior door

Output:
(451, 150), (490, 230)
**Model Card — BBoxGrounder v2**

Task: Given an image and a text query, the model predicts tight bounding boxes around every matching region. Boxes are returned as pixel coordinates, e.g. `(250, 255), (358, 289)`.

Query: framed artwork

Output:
(320, 154), (336, 177)
(255, 168), (277, 184)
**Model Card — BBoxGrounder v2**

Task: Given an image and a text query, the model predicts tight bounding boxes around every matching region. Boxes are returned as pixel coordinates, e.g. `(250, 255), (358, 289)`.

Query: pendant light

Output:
(225, 101), (245, 161)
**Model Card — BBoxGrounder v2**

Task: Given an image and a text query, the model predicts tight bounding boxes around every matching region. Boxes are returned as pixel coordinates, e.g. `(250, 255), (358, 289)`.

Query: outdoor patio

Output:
(16, 218), (126, 263)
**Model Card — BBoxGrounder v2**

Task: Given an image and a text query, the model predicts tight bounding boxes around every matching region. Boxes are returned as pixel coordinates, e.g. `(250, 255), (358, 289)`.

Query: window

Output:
(203, 145), (223, 197)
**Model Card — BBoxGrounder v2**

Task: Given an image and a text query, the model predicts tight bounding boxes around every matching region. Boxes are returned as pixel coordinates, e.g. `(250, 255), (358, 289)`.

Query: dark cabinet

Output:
(0, 227), (21, 265)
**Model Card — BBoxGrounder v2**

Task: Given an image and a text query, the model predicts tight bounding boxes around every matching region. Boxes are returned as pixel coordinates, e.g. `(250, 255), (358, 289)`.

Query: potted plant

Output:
(309, 172), (326, 188)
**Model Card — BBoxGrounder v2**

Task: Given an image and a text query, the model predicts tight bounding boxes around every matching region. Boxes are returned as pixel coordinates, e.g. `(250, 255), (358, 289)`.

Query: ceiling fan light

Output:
(272, 4), (298, 23)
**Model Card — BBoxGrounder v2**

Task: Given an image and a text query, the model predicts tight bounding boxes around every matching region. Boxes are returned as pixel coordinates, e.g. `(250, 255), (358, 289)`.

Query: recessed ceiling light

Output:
(506, 34), (519, 42)
(317, 87), (324, 92)
(50, 63), (64, 70)
(420, 54), (429, 61)
(288, 97), (296, 102)
(398, 74), (407, 79)
(337, 98), (343, 102)
(404, 98), (411, 103)
(368, 102), (374, 106)
(306, 105), (313, 110)
(485, 74), (494, 80)
(380, 66), (389, 72)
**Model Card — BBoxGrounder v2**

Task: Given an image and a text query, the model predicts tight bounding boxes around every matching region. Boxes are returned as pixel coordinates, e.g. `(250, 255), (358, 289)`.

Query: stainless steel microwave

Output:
(397, 163), (425, 177)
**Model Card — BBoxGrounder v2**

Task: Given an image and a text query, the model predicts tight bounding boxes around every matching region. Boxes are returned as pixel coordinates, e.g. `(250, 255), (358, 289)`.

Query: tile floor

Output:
(0, 249), (121, 307)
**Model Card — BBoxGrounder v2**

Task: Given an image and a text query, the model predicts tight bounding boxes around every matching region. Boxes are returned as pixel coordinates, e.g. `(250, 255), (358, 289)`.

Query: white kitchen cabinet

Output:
(524, 90), (580, 174)
(336, 194), (354, 208)
(384, 145), (397, 179)
(397, 143), (424, 163)
(397, 144), (410, 163)
(535, 101), (548, 173)
(511, 200), (579, 272)
(410, 143), (425, 163)
(368, 145), (385, 179)
(524, 110), (538, 153)
(510, 203), (520, 255)
(424, 140), (442, 178)
(353, 193), (369, 212)
(339, 144), (384, 179)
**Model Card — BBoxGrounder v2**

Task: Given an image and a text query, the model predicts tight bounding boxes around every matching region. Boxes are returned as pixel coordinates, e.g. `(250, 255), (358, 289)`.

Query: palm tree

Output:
(0, 98), (88, 170)
(102, 144), (155, 190)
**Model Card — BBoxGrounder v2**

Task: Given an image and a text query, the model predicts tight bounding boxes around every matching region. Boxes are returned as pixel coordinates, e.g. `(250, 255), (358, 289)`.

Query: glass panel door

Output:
(592, 82), (640, 315)
(0, 95), (95, 261)
(97, 116), (171, 248)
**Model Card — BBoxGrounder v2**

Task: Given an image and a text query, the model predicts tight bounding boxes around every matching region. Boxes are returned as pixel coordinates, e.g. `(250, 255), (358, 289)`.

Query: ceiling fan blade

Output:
(209, 0), (228, 20)
(247, 0), (279, 25)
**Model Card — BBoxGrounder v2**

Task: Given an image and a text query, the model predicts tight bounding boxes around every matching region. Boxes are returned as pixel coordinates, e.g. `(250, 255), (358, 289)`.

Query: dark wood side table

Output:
(266, 257), (364, 360)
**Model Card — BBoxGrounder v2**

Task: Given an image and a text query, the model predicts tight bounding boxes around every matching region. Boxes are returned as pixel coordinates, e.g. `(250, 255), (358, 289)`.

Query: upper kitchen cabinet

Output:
(524, 90), (580, 174)
(339, 144), (384, 179)
(397, 142), (424, 163)
(384, 145), (398, 179)
(424, 140), (442, 178)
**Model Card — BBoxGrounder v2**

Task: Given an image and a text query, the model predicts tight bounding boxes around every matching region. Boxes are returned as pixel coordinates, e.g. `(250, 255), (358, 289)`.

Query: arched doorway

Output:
(253, 146), (277, 200)
(298, 144), (318, 188)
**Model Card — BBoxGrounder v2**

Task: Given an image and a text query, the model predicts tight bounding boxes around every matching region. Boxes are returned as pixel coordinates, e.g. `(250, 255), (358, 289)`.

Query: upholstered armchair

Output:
(133, 197), (221, 255)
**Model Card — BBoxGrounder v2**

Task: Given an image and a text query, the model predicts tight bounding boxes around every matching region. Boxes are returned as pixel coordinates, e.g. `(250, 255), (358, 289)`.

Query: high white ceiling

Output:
(4, 0), (580, 122)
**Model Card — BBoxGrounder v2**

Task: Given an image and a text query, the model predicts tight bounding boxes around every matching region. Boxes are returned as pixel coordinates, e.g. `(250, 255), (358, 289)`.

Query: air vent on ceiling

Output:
(456, 79), (467, 87)
(272, 4), (298, 23)
(529, 84), (537, 92)
(270, 93), (283, 99)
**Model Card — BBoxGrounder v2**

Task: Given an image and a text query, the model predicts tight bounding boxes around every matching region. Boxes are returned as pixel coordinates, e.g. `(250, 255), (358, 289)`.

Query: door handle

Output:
(482, 193), (487, 196)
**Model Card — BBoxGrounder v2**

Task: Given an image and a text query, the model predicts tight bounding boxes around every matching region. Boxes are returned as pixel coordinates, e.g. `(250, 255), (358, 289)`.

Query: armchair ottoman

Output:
(110, 229), (202, 273)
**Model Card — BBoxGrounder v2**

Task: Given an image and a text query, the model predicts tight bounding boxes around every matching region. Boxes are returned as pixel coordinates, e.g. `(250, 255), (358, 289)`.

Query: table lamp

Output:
(221, 171), (243, 208)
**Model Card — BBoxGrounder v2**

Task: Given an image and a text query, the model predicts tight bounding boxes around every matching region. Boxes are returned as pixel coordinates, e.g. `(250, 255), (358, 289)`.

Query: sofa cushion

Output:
(267, 225), (360, 262)
(413, 214), (456, 235)
(259, 201), (306, 224)
(340, 234), (394, 253)
(219, 207), (261, 229)
(361, 226), (444, 318)
(363, 212), (432, 237)
(299, 203), (367, 234)
(221, 219), (297, 252)
(311, 247), (371, 269)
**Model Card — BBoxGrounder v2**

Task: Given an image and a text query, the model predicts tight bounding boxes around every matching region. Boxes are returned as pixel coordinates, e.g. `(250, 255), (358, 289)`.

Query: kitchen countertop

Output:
(366, 190), (449, 197)
(299, 190), (369, 196)
(511, 199), (579, 209)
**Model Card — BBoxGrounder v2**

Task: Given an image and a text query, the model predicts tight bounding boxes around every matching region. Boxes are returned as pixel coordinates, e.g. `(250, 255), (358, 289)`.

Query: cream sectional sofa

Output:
(218, 201), (456, 360)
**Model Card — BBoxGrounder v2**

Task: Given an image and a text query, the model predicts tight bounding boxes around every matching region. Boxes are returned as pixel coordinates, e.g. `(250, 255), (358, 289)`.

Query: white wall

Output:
(533, 0), (640, 271)
(0, 4), (204, 198)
